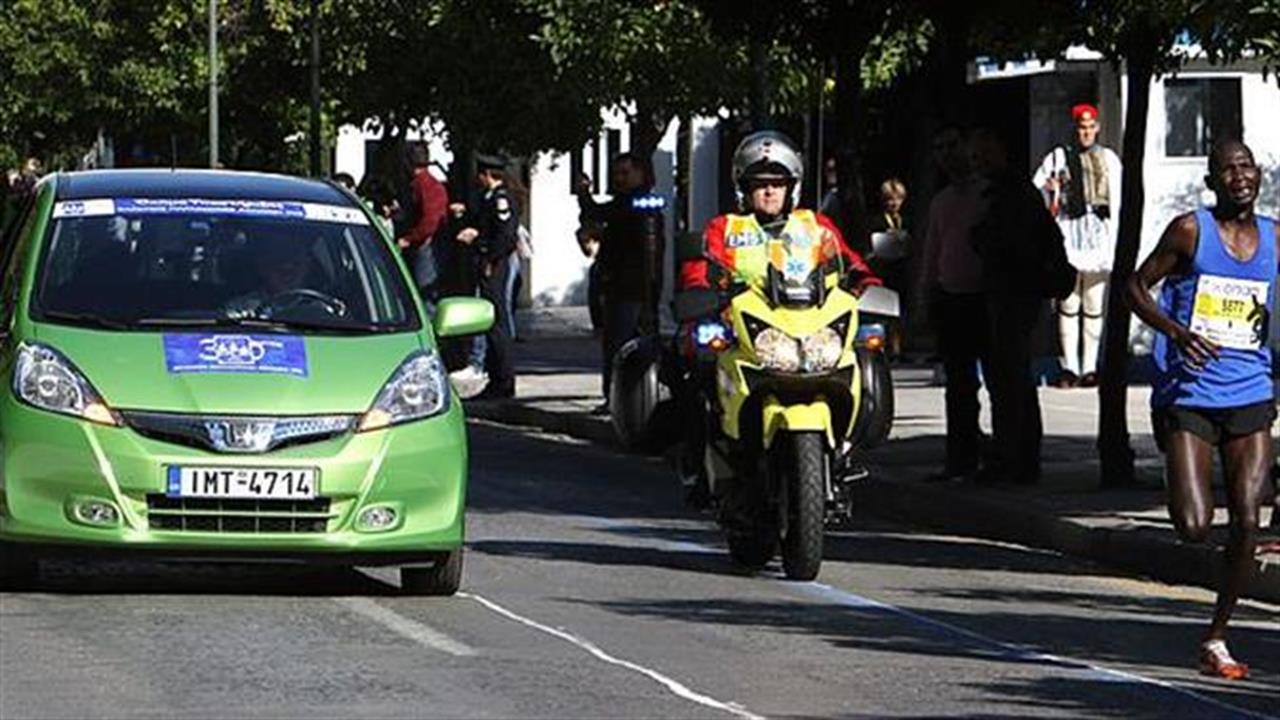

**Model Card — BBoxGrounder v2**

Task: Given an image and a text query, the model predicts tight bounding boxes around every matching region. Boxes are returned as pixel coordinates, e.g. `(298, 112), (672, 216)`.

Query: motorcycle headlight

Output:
(800, 327), (844, 372)
(358, 350), (450, 432)
(753, 327), (801, 373)
(13, 343), (119, 426)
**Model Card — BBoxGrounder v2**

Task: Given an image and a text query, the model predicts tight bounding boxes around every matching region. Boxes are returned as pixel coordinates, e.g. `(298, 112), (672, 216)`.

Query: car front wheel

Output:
(401, 549), (463, 596)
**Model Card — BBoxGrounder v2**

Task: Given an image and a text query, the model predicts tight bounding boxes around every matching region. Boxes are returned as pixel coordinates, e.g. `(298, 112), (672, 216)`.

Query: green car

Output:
(0, 170), (493, 595)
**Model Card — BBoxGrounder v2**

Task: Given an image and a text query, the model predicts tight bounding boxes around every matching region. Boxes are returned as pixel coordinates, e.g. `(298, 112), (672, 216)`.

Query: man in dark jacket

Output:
(397, 143), (449, 306)
(576, 153), (665, 408)
(969, 127), (1074, 485)
(457, 154), (520, 399)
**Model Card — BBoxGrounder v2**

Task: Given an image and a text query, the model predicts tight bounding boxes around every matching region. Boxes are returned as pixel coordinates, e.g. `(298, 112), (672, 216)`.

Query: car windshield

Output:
(32, 198), (419, 334)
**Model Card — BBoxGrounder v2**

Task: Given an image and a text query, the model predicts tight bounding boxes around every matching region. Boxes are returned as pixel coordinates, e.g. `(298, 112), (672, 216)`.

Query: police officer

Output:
(457, 154), (520, 399)
(576, 153), (665, 412)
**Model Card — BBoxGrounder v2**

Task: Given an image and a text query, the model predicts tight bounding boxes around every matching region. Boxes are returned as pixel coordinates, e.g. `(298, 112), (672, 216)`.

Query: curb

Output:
(465, 399), (1280, 603)
(854, 477), (1279, 604)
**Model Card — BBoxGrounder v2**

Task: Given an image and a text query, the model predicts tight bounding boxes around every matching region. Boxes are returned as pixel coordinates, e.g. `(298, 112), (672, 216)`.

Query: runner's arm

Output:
(1128, 212), (1219, 367)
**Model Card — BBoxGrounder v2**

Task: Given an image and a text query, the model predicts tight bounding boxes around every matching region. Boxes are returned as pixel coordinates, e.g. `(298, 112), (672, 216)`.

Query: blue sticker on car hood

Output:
(163, 334), (308, 377)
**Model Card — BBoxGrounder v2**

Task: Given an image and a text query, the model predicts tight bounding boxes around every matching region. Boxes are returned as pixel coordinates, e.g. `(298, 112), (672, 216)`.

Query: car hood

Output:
(32, 324), (427, 415)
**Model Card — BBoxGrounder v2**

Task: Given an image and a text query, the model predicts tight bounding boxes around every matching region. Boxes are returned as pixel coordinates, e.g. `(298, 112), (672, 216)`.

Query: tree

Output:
(0, 0), (207, 168)
(524, 0), (749, 160)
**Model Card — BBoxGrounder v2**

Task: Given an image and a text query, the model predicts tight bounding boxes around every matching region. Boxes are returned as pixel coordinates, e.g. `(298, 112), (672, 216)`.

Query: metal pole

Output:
(208, 0), (219, 168)
(309, 0), (321, 177)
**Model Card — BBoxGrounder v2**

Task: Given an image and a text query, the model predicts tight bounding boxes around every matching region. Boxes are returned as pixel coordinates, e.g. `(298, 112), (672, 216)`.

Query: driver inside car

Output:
(224, 237), (335, 320)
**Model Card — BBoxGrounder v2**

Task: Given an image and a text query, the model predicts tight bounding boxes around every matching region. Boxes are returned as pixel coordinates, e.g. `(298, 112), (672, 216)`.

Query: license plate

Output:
(167, 466), (318, 500)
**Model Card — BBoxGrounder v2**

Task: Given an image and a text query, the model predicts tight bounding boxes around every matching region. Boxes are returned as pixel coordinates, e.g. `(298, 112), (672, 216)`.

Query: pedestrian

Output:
(576, 222), (606, 334)
(576, 152), (665, 413)
(819, 155), (840, 219)
(504, 173), (532, 342)
(867, 177), (911, 357)
(396, 143), (450, 308)
(1033, 104), (1123, 388)
(455, 154), (519, 400)
(360, 176), (401, 238)
(919, 125), (991, 483)
(332, 172), (357, 192)
(1129, 140), (1274, 680)
(968, 127), (1075, 485)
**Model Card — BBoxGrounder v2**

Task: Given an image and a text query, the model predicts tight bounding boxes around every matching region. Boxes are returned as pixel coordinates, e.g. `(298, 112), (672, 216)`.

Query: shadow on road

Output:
(575, 593), (1278, 718)
(17, 561), (401, 596)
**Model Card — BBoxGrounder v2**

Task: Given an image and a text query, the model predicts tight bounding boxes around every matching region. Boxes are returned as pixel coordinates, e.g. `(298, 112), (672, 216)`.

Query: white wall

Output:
(1140, 71), (1280, 263)
(333, 122), (453, 185)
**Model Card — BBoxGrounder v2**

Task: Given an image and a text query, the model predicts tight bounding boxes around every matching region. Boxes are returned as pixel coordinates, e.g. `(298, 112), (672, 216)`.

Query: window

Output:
(33, 206), (419, 334)
(1165, 78), (1242, 157)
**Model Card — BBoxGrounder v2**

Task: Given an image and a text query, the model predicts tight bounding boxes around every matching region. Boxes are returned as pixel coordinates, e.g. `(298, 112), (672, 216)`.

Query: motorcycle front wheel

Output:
(779, 432), (826, 581)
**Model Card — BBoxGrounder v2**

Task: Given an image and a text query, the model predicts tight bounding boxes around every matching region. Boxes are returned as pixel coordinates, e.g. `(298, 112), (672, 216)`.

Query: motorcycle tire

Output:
(855, 348), (895, 449)
(780, 432), (826, 581)
(727, 529), (776, 570)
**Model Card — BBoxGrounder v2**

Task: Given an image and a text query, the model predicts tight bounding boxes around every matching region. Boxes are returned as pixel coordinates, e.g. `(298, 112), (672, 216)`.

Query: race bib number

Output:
(1189, 274), (1271, 350)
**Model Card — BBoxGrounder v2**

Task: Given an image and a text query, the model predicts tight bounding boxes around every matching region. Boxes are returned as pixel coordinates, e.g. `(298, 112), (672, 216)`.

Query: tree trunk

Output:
(1097, 48), (1156, 488)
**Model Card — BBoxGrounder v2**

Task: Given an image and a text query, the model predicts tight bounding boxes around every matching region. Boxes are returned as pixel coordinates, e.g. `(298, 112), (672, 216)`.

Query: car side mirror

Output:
(433, 297), (494, 338)
(674, 288), (721, 322)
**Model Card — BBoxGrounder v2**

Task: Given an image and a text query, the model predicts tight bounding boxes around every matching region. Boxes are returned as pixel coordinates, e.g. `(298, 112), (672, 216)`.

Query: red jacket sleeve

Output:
(403, 174), (449, 247)
(679, 215), (729, 291)
(816, 212), (880, 291)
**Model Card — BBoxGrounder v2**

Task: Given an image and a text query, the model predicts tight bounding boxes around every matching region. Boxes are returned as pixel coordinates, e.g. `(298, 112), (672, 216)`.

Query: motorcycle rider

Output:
(677, 130), (880, 507)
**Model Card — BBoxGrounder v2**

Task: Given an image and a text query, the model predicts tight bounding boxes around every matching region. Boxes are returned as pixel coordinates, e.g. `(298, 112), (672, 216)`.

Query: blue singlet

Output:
(1151, 209), (1276, 409)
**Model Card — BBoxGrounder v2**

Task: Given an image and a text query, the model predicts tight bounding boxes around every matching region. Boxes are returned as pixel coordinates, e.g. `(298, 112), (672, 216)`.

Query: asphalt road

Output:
(1, 420), (1277, 720)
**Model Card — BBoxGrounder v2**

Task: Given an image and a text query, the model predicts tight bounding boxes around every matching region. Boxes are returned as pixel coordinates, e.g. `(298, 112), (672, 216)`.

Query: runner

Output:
(1128, 139), (1275, 681)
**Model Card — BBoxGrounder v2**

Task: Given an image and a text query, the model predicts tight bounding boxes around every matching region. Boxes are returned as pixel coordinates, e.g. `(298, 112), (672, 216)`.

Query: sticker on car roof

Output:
(53, 198), (368, 225)
(163, 333), (309, 378)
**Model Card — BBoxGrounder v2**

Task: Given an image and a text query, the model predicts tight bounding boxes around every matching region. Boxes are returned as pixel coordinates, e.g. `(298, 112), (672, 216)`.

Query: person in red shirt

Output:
(397, 143), (449, 306)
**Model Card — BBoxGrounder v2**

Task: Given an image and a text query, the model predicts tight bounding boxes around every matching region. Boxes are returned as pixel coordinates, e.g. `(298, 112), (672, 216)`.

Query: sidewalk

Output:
(469, 307), (1280, 602)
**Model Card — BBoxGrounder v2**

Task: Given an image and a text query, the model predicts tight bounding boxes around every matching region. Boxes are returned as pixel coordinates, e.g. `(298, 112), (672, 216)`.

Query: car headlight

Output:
(358, 350), (450, 432)
(753, 328), (801, 373)
(13, 342), (119, 426)
(800, 327), (844, 372)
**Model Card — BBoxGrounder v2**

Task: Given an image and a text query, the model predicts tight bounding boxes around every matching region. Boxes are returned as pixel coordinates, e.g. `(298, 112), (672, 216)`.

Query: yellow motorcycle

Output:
(675, 240), (896, 580)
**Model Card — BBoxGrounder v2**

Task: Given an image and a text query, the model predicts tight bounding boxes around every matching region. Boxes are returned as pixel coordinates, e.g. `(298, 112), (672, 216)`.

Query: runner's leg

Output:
(1165, 430), (1215, 544)
(1214, 430), (1270, 641)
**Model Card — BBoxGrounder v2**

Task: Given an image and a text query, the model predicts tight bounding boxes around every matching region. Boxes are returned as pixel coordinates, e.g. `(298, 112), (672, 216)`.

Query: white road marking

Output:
(460, 591), (765, 720)
(576, 515), (1276, 720)
(799, 583), (1277, 720)
(334, 597), (475, 657)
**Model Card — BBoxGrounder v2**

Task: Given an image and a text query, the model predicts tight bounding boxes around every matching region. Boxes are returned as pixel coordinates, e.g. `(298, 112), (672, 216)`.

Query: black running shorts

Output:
(1152, 401), (1277, 452)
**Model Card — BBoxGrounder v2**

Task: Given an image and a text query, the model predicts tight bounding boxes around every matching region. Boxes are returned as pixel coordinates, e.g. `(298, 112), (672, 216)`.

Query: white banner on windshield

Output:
(53, 197), (370, 226)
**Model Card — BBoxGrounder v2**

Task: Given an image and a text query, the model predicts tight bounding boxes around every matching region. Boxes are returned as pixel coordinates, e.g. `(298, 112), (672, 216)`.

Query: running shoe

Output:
(1199, 639), (1249, 680)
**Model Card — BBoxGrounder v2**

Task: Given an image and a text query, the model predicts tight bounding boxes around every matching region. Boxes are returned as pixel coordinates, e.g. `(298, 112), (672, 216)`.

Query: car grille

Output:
(146, 495), (334, 533)
(121, 412), (355, 454)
